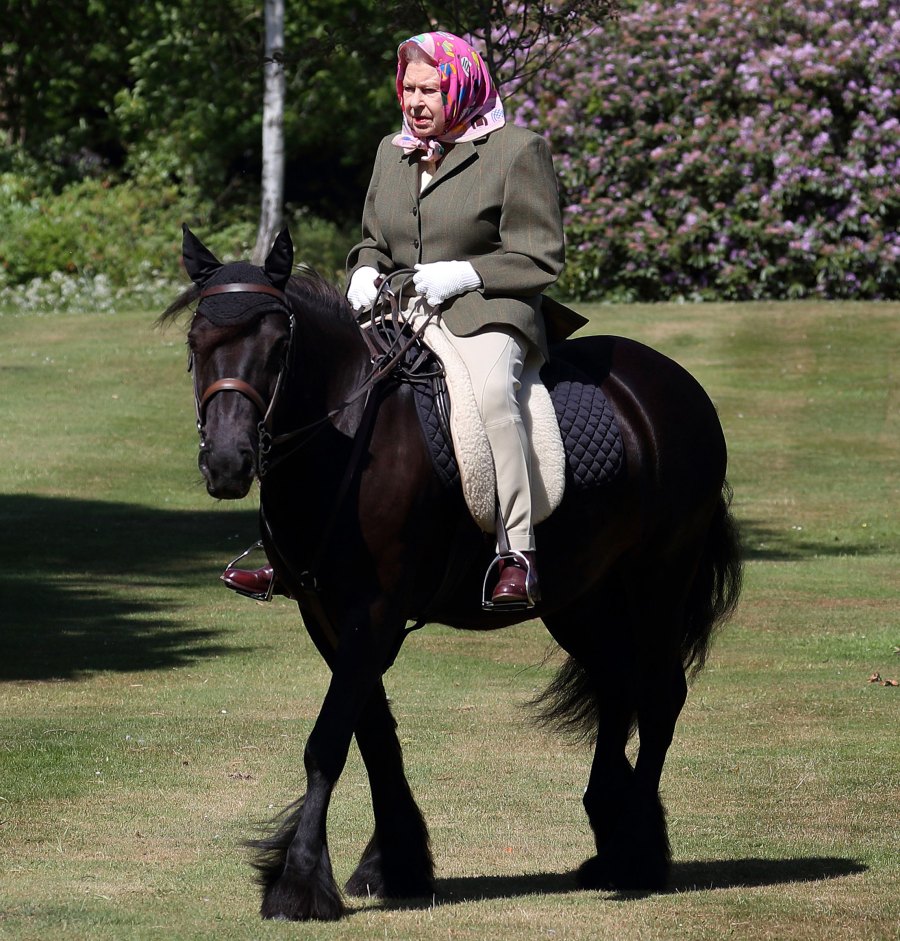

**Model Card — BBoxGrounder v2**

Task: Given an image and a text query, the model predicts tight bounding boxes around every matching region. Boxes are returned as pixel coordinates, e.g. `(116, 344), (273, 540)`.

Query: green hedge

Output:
(0, 173), (353, 312)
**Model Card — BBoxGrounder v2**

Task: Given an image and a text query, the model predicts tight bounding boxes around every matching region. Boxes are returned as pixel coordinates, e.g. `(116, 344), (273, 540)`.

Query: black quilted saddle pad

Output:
(412, 354), (624, 493)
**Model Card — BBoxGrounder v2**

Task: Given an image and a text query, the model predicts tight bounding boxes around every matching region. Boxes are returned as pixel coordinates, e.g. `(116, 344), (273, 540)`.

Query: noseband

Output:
(197, 377), (268, 425)
(192, 281), (290, 432)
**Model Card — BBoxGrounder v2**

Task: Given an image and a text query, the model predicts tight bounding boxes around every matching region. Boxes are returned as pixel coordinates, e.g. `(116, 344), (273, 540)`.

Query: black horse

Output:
(162, 227), (742, 921)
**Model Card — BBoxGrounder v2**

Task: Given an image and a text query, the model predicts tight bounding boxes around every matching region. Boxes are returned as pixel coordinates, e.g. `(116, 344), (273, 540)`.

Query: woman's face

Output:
(402, 61), (446, 138)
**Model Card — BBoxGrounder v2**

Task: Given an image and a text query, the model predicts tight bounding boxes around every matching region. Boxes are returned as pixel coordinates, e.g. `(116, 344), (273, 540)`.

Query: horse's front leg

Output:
(345, 680), (435, 900)
(251, 615), (386, 922)
(254, 743), (344, 920)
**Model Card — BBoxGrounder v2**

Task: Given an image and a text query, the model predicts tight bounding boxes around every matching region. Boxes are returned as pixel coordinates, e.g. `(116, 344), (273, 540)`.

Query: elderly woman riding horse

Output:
(226, 31), (585, 607)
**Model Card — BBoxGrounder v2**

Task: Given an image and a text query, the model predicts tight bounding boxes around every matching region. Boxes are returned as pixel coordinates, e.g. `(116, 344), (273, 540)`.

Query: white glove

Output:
(413, 261), (482, 307)
(347, 266), (380, 311)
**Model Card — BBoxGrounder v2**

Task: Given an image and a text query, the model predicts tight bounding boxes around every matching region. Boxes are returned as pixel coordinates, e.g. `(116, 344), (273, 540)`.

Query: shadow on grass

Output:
(665, 856), (868, 894)
(371, 857), (866, 911)
(737, 518), (887, 561)
(1, 493), (259, 682)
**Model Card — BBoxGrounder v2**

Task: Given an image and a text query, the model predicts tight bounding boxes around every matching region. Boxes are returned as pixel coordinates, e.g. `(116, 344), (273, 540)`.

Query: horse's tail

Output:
(529, 655), (609, 745)
(680, 481), (743, 678)
(530, 482), (742, 744)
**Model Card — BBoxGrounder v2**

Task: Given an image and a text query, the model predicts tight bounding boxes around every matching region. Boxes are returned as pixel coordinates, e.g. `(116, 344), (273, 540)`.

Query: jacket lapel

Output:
(396, 150), (419, 203)
(421, 141), (479, 197)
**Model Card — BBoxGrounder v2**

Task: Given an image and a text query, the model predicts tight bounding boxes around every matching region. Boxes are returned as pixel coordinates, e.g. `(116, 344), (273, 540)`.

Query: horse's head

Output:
(182, 225), (294, 499)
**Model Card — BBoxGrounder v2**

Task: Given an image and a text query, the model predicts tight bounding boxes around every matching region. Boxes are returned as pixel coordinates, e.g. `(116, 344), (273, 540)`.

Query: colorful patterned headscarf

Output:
(391, 31), (506, 162)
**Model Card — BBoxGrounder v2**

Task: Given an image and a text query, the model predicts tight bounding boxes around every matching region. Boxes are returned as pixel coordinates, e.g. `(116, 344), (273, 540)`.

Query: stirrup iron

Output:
(481, 549), (538, 611)
(220, 541), (275, 602)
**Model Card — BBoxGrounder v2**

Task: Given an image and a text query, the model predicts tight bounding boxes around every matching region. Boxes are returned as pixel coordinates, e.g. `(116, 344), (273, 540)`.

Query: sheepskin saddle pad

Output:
(401, 318), (624, 535)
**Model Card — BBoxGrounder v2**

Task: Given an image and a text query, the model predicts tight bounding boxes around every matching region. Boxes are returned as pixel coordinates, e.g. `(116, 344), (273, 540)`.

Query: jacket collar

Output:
(399, 139), (481, 200)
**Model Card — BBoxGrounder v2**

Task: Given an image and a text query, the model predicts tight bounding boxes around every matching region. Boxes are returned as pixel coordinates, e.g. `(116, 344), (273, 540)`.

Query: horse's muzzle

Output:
(199, 439), (256, 499)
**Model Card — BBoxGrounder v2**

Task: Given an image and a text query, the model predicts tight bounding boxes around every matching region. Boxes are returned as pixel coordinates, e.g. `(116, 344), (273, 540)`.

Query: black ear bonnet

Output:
(181, 224), (293, 326)
(198, 262), (289, 326)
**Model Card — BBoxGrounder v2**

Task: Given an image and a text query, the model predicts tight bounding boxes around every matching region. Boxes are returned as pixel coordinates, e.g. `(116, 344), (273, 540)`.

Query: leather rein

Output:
(191, 273), (437, 477)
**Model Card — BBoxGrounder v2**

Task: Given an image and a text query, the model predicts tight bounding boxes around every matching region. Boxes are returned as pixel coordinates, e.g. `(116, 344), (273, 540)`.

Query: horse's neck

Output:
(288, 307), (369, 426)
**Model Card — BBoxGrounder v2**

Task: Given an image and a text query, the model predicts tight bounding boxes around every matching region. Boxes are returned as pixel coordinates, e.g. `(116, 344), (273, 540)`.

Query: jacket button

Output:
(413, 239), (420, 249)
(412, 207), (418, 216)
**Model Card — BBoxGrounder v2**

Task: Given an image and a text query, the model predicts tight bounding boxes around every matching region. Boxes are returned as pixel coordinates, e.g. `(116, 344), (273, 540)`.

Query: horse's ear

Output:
(264, 227), (294, 289)
(182, 224), (223, 285)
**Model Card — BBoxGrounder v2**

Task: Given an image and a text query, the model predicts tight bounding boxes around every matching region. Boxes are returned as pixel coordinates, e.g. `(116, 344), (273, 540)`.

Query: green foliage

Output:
(0, 0), (404, 310)
(0, 175), (185, 284)
(0, 0), (133, 185)
(1, 0), (404, 209)
(186, 207), (355, 283)
(112, 0), (263, 193)
(0, 172), (353, 312)
(0, 173), (186, 311)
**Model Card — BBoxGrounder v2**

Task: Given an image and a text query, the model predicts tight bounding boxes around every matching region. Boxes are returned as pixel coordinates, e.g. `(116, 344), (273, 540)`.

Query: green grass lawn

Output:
(0, 299), (897, 940)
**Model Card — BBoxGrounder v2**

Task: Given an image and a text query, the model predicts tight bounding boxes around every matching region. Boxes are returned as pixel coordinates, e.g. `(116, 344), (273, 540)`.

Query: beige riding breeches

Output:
(437, 320), (541, 553)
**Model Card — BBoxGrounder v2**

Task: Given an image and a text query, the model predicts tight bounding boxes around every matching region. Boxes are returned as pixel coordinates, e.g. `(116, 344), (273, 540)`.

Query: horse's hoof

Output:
(345, 840), (435, 900)
(260, 896), (346, 922)
(577, 854), (669, 893)
(577, 855), (617, 890)
(345, 871), (382, 899)
(260, 873), (346, 921)
(346, 868), (435, 900)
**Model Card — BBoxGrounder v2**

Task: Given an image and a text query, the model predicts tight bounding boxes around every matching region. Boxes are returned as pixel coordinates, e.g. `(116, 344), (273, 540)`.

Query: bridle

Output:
(190, 282), (293, 470)
(190, 272), (439, 477)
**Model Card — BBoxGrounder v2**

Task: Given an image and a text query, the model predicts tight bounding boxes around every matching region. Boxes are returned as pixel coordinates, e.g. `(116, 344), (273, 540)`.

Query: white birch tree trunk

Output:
(252, 0), (286, 264)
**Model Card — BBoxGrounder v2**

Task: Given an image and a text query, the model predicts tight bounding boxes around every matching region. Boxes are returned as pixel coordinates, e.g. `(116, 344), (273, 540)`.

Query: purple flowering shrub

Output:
(514, 0), (899, 301)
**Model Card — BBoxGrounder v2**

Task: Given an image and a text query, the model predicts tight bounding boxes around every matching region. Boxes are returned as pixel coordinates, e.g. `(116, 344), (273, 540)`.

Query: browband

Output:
(199, 282), (287, 302)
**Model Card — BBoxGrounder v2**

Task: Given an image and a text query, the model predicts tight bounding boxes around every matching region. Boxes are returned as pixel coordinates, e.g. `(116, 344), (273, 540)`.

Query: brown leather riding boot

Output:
(491, 552), (540, 606)
(221, 564), (281, 599)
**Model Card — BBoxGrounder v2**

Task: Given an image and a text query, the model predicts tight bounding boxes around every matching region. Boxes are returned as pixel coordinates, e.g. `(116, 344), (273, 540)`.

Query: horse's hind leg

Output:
(585, 589), (689, 892)
(631, 654), (687, 887)
(541, 594), (639, 885)
(345, 680), (434, 899)
(544, 586), (687, 892)
(579, 652), (687, 892)
(578, 677), (638, 885)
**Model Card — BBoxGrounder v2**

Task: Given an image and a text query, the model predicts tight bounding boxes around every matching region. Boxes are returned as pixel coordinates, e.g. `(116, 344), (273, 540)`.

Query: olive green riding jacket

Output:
(347, 123), (583, 361)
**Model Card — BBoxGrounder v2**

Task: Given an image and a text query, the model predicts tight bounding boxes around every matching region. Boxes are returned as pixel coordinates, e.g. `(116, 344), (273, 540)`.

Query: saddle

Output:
(387, 318), (625, 533)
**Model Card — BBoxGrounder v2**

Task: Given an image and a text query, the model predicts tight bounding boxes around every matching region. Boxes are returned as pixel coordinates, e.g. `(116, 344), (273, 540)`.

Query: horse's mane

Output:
(157, 282), (200, 327)
(157, 266), (354, 329)
(285, 267), (355, 328)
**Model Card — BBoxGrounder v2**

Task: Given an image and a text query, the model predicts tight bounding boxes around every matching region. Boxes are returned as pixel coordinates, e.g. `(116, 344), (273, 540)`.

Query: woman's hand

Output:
(347, 266), (380, 310)
(413, 261), (482, 307)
